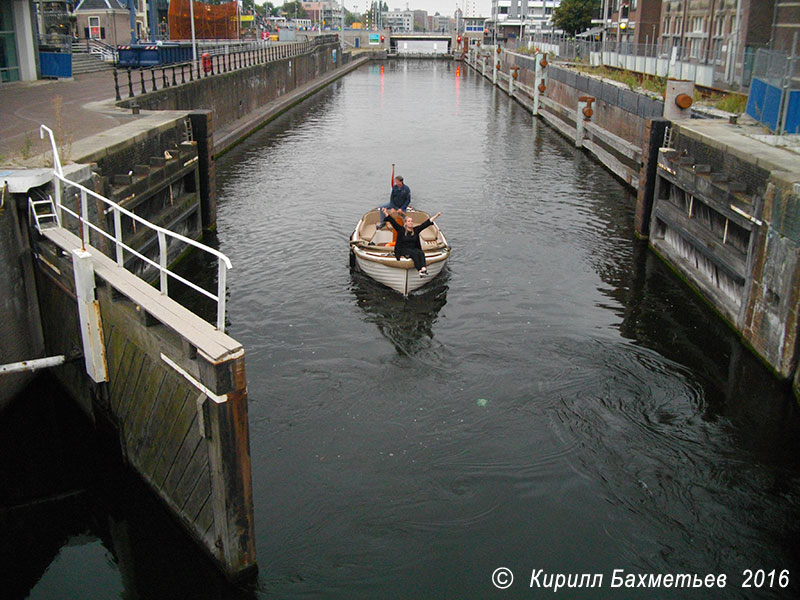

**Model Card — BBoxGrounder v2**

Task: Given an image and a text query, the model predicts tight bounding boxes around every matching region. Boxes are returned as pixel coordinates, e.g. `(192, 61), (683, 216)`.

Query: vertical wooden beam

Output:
(635, 118), (669, 238)
(204, 353), (256, 580)
(72, 249), (108, 383)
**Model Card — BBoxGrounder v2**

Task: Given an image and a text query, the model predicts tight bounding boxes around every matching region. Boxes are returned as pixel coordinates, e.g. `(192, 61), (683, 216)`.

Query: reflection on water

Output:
(350, 267), (449, 356)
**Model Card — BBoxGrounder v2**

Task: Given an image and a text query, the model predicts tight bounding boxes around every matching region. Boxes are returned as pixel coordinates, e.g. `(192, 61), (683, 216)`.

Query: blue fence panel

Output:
(746, 78), (767, 122)
(40, 52), (72, 78)
(746, 77), (785, 131)
(117, 43), (193, 68)
(763, 83), (784, 131)
(784, 90), (800, 134)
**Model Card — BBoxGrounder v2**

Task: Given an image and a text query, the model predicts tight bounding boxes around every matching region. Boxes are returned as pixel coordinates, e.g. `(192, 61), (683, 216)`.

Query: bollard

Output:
(532, 51), (549, 117)
(576, 96), (595, 147)
(664, 79), (694, 120)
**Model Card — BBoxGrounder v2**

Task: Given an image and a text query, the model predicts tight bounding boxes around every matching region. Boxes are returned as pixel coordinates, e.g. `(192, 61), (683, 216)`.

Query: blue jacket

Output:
(389, 184), (411, 211)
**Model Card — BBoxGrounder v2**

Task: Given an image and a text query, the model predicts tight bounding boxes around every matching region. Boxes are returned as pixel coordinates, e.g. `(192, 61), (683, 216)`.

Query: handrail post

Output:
(113, 206), (123, 265)
(158, 230), (168, 295)
(80, 189), (89, 248)
(217, 259), (227, 332)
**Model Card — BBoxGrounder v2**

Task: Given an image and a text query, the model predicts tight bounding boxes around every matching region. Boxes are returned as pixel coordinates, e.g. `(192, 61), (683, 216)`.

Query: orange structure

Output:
(169, 0), (239, 40)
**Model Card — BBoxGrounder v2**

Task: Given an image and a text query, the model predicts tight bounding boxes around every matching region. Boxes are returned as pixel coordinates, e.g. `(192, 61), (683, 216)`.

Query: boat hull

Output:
(353, 251), (448, 295)
(349, 208), (451, 295)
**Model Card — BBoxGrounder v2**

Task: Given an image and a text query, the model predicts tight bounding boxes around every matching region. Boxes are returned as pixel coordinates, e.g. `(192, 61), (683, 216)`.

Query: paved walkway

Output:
(0, 70), (142, 166)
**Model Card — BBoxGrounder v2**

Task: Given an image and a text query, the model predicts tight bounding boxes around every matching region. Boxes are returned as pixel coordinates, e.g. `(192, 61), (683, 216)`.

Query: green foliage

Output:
(623, 73), (638, 91)
(714, 93), (747, 114)
(345, 10), (360, 27)
(260, 2), (280, 17)
(552, 0), (597, 36)
(640, 75), (666, 95)
(281, 1), (307, 19)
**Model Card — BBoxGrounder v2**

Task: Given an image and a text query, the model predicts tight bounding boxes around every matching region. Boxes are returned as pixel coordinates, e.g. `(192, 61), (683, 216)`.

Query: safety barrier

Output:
(32, 125), (232, 332)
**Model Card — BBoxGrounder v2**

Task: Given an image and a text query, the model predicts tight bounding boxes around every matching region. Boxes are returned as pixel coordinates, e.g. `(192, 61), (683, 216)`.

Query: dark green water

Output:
(5, 60), (800, 599)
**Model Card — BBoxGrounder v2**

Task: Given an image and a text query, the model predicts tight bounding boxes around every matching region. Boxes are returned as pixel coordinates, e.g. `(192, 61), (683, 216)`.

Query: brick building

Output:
(602, 0), (662, 46)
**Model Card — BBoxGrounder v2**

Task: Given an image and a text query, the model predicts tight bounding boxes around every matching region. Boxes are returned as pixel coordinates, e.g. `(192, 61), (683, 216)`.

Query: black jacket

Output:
(387, 218), (432, 257)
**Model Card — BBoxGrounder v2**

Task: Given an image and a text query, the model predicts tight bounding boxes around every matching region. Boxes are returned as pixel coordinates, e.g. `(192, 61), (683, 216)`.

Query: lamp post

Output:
(190, 0), (197, 62)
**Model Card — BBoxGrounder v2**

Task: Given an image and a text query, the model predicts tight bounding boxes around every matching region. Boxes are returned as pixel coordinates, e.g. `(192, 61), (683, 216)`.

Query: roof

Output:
(75, 0), (127, 11)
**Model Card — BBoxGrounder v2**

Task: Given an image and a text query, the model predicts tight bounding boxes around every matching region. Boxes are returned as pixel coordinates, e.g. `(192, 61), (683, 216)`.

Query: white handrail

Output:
(39, 125), (232, 332)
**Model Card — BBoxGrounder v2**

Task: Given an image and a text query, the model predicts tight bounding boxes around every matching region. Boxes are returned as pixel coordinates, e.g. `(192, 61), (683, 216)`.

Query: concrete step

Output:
(71, 54), (115, 75)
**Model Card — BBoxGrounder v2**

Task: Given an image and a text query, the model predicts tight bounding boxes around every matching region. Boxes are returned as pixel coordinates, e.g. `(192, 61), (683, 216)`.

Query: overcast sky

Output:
(346, 1), (494, 19)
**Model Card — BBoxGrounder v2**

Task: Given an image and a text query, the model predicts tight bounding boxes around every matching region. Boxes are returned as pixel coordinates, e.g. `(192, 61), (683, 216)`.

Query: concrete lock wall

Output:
(469, 50), (800, 389)
(650, 122), (800, 385)
(52, 114), (213, 282)
(0, 198), (45, 410)
(118, 41), (342, 137)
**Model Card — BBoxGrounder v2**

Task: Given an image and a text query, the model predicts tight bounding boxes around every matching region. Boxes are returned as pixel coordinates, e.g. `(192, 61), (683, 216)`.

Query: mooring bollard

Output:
(576, 96), (595, 147)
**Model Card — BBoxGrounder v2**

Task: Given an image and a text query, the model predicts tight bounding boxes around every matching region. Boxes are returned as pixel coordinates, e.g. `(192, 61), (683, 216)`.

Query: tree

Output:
(552, 0), (597, 37)
(281, 1), (307, 20)
(345, 10), (360, 27)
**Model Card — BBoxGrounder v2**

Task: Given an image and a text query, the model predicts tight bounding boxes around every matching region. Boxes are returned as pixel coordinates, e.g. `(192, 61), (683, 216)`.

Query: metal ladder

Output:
(28, 195), (60, 233)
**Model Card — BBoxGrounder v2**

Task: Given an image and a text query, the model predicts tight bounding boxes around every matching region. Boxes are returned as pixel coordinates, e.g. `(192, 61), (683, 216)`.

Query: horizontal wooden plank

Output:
(43, 228), (241, 362)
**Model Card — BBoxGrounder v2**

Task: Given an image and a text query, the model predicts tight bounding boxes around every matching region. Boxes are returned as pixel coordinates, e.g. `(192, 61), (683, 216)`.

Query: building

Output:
(1, 1), (39, 82)
(601, 0), (662, 46)
(384, 9), (412, 32)
(73, 0), (147, 44)
(524, 0), (560, 33)
(769, 0), (800, 53)
(412, 9), (427, 31)
(300, 2), (343, 29)
(658, 0), (775, 87)
(490, 0), (560, 42)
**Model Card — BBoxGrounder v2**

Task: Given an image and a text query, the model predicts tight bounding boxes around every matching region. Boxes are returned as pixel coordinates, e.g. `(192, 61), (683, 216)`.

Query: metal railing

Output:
(34, 125), (232, 332)
(114, 35), (338, 101)
(77, 38), (118, 62)
(518, 33), (752, 89)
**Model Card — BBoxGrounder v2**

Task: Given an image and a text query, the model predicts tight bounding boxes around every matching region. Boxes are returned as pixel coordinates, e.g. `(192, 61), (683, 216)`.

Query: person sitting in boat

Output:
(381, 207), (441, 277)
(377, 175), (411, 229)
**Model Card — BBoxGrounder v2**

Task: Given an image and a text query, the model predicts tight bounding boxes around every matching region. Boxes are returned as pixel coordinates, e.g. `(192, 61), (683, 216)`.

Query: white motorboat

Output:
(349, 208), (451, 295)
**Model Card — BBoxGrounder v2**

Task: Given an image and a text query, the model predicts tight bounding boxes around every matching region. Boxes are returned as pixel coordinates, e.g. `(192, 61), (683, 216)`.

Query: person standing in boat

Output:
(377, 175), (411, 229)
(381, 207), (441, 277)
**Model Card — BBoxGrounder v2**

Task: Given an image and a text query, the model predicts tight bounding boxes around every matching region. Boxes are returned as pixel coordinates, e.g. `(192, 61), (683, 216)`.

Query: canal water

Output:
(7, 60), (800, 599)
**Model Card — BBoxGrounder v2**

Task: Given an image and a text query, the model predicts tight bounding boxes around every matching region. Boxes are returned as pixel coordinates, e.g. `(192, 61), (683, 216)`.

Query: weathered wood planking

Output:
(37, 227), (256, 580)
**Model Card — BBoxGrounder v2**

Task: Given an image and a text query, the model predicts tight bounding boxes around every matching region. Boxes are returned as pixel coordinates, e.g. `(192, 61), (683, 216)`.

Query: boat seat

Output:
(361, 223), (377, 241)
(420, 227), (437, 242)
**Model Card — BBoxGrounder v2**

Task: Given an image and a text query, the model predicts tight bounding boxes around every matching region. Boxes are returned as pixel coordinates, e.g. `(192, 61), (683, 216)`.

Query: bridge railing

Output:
(35, 125), (232, 332)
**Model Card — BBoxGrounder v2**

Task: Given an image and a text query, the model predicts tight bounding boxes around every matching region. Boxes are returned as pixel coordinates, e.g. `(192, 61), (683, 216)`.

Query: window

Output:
(689, 37), (703, 59)
(89, 16), (101, 39)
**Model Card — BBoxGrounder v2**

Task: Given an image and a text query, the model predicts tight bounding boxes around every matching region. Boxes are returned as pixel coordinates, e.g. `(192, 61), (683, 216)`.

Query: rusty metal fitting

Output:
(675, 93), (693, 109)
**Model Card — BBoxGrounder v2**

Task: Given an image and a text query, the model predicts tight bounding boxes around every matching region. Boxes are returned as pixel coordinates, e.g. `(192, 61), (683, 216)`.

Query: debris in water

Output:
(477, 398), (488, 407)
